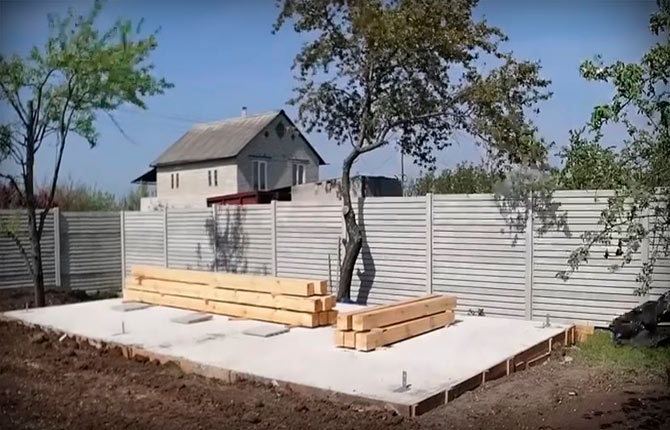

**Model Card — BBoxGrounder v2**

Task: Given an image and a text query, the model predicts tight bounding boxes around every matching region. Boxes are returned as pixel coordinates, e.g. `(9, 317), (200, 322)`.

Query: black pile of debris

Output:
(610, 291), (670, 347)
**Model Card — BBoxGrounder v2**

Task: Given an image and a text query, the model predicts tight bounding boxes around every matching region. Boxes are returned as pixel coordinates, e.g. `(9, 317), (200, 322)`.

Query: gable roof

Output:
(152, 110), (326, 167)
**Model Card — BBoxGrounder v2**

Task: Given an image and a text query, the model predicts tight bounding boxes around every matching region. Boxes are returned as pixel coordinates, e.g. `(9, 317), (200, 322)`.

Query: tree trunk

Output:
(336, 150), (363, 302)
(23, 116), (46, 308)
(27, 206), (46, 307)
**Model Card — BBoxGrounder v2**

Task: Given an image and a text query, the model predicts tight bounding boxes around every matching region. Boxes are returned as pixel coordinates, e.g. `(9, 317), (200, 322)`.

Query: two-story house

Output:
(133, 109), (326, 209)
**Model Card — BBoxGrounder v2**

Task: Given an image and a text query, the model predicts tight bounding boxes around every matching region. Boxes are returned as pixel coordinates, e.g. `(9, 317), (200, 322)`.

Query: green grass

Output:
(575, 331), (670, 375)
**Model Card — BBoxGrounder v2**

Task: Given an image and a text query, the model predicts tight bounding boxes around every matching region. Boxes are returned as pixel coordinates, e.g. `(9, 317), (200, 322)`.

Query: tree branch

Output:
(0, 81), (29, 127)
(1, 226), (34, 277)
(0, 172), (24, 201)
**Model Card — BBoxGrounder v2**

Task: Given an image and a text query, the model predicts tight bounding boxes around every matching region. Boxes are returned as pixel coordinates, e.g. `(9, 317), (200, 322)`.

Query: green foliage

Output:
(0, 0), (170, 303)
(275, 0), (551, 170)
(410, 163), (501, 195)
(276, 0), (551, 299)
(576, 331), (670, 377)
(561, 0), (670, 295)
(558, 134), (631, 190)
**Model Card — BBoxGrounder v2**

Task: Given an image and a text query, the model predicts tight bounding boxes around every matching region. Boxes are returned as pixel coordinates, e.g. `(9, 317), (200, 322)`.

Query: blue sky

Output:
(0, 0), (659, 195)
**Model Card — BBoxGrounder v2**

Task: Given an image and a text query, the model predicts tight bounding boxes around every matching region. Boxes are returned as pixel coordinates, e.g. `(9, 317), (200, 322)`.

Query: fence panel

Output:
(350, 197), (427, 304)
(531, 190), (643, 325)
(61, 212), (121, 290)
(216, 205), (273, 275)
(166, 208), (215, 271)
(123, 211), (164, 277)
(432, 194), (527, 318)
(276, 202), (341, 288)
(0, 210), (56, 289)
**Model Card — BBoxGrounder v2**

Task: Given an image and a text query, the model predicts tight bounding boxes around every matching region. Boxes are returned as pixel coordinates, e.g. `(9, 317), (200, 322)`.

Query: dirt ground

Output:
(1, 290), (669, 430)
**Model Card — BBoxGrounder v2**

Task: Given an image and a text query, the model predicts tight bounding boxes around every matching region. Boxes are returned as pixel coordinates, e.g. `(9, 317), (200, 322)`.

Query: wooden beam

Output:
(343, 331), (357, 349)
(354, 311), (454, 352)
(351, 295), (456, 331)
(126, 279), (333, 313)
(335, 294), (441, 330)
(334, 330), (345, 347)
(131, 265), (327, 297)
(123, 289), (320, 327)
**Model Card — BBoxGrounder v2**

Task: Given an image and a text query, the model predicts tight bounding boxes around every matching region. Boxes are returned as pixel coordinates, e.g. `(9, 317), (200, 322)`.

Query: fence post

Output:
(426, 193), (433, 294)
(53, 207), (62, 288)
(524, 194), (534, 320)
(120, 210), (125, 290)
(163, 207), (169, 268)
(271, 200), (277, 276)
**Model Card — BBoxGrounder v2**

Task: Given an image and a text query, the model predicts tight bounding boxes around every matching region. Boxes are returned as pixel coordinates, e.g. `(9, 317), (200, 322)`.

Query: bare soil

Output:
(0, 290), (668, 430)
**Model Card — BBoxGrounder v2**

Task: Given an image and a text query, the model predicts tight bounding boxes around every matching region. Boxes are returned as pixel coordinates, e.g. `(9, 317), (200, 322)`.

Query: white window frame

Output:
(293, 163), (306, 185)
(253, 160), (267, 191)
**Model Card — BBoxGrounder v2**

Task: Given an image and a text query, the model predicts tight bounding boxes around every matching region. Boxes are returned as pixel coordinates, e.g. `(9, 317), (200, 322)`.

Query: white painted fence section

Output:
(276, 202), (341, 288)
(432, 194), (527, 318)
(0, 210), (119, 291)
(351, 197), (428, 304)
(1, 189), (666, 326)
(60, 212), (121, 291)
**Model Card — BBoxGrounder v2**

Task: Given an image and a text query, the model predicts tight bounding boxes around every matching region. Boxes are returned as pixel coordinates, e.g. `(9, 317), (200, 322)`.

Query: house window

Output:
(171, 174), (174, 189)
(207, 170), (218, 187)
(252, 160), (267, 191)
(175, 173), (179, 188)
(170, 173), (179, 189)
(292, 163), (306, 185)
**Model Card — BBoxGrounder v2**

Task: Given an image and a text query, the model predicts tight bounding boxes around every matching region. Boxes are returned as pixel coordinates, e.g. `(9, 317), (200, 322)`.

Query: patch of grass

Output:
(575, 330), (670, 375)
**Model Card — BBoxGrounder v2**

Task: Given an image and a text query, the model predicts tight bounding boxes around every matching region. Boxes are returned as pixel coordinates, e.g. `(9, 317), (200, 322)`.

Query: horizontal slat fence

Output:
(61, 212), (121, 291)
(276, 202), (341, 289)
(350, 197), (427, 304)
(433, 194), (527, 318)
(1, 189), (666, 326)
(0, 210), (56, 289)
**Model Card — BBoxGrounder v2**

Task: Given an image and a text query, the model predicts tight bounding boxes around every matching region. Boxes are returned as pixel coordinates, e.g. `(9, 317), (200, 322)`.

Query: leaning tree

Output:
(275, 0), (551, 301)
(0, 1), (171, 306)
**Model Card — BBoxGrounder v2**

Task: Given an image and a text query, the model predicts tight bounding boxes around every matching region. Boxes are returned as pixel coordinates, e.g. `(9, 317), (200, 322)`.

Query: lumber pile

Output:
(124, 265), (337, 327)
(334, 294), (456, 351)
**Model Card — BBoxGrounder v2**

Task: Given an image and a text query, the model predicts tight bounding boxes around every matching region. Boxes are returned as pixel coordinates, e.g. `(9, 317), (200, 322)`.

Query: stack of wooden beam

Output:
(334, 294), (456, 351)
(124, 265), (337, 327)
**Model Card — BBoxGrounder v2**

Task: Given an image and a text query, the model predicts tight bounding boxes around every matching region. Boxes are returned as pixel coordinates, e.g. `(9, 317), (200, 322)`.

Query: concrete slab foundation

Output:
(3, 299), (574, 416)
(170, 312), (213, 325)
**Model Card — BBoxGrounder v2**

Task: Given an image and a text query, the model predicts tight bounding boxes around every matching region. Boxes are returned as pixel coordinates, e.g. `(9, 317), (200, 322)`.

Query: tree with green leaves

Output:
(275, 0), (551, 301)
(559, 0), (669, 295)
(0, 1), (171, 306)
(410, 163), (502, 195)
(557, 133), (631, 190)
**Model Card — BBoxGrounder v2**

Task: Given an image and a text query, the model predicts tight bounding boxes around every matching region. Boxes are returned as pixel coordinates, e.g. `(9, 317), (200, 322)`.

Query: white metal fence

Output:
(1, 190), (667, 325)
(119, 191), (668, 325)
(0, 209), (121, 291)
